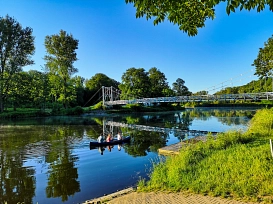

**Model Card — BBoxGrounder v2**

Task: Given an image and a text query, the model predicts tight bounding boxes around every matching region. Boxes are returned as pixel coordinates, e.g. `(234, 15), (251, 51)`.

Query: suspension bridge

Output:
(102, 86), (273, 106)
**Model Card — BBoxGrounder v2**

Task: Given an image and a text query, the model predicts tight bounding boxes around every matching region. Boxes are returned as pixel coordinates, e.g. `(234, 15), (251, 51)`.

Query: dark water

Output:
(0, 108), (256, 204)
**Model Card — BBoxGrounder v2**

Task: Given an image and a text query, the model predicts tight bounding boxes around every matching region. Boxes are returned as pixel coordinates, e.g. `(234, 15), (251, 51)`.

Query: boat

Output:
(89, 136), (131, 148)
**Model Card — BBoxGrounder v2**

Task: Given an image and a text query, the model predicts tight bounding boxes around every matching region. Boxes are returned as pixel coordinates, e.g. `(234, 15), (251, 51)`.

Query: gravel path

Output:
(83, 188), (259, 204)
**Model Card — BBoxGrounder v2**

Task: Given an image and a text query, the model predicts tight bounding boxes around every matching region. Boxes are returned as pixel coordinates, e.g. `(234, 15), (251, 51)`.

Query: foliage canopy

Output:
(253, 35), (273, 79)
(125, 0), (273, 36)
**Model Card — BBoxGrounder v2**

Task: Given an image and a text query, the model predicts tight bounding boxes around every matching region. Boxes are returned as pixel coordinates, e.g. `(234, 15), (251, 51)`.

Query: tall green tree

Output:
(253, 35), (273, 79)
(172, 78), (191, 96)
(119, 67), (151, 99)
(148, 67), (169, 97)
(125, 0), (273, 36)
(44, 30), (78, 109)
(0, 15), (35, 112)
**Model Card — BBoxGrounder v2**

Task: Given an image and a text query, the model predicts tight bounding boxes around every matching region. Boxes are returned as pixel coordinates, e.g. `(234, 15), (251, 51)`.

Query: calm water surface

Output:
(0, 108), (257, 204)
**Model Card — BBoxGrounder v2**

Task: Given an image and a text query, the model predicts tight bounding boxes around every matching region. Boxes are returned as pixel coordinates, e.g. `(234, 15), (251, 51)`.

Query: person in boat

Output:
(106, 133), (113, 142)
(97, 134), (104, 143)
(117, 131), (123, 140)
(98, 146), (105, 155)
(118, 144), (122, 151)
(107, 145), (113, 152)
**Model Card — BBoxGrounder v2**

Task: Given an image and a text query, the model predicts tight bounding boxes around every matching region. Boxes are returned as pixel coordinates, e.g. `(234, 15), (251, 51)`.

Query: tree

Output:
(125, 0), (273, 36)
(162, 87), (175, 97)
(119, 67), (151, 99)
(172, 78), (191, 96)
(85, 73), (119, 91)
(194, 90), (208, 95)
(44, 30), (78, 109)
(72, 75), (85, 106)
(0, 15), (35, 112)
(253, 35), (273, 79)
(7, 72), (32, 110)
(84, 73), (120, 106)
(148, 67), (169, 97)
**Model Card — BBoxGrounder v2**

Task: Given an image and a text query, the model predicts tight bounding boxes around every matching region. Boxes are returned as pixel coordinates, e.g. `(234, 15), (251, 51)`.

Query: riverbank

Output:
(135, 108), (273, 203)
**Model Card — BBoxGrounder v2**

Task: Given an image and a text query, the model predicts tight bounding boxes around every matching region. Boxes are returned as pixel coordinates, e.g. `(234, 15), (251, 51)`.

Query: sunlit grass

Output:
(138, 108), (273, 202)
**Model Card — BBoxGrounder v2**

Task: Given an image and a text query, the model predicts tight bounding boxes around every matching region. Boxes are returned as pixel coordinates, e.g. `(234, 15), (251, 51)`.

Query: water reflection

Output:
(46, 143), (80, 201)
(0, 149), (35, 204)
(0, 108), (256, 203)
(124, 131), (168, 157)
(0, 125), (100, 204)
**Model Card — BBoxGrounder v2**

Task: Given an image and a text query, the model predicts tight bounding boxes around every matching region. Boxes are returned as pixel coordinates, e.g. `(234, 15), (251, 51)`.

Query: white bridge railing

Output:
(104, 92), (273, 106)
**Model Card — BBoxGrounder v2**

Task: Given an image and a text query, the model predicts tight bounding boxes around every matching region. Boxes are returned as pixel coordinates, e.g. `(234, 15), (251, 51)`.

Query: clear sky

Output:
(1, 0), (273, 94)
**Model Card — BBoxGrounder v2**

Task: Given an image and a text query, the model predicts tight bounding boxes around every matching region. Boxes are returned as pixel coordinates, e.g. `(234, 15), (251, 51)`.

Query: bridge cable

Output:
(83, 87), (102, 107)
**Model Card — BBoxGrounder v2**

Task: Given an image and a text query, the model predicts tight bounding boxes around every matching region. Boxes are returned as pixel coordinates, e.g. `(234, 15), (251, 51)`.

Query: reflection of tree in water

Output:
(187, 109), (255, 120)
(163, 112), (193, 141)
(123, 130), (168, 157)
(217, 117), (248, 126)
(45, 127), (80, 202)
(119, 112), (193, 130)
(0, 136), (35, 204)
(186, 109), (254, 126)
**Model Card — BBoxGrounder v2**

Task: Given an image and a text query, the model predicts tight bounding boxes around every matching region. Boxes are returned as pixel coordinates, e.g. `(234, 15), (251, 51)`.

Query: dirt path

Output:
(83, 188), (259, 204)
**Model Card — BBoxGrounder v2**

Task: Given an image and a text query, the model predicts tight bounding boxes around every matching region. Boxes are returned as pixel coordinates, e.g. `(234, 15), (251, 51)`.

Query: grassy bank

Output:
(0, 106), (84, 118)
(138, 108), (273, 203)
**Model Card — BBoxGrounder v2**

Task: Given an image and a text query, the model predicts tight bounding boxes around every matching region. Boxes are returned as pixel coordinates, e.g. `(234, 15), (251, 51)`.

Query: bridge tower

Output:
(102, 86), (121, 106)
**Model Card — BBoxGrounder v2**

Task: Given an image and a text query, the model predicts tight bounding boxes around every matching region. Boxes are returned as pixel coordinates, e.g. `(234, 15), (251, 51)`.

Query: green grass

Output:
(138, 108), (273, 203)
(0, 108), (51, 118)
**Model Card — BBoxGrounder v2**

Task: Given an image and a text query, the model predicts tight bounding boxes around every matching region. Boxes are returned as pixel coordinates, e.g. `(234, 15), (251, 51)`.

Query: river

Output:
(0, 108), (257, 204)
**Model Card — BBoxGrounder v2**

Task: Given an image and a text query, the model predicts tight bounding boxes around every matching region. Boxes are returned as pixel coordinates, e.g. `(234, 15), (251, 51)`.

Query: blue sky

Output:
(1, 0), (273, 94)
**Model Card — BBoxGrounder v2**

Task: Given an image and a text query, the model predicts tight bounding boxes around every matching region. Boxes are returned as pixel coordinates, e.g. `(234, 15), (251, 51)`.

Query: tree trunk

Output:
(0, 92), (3, 113)
(64, 77), (67, 109)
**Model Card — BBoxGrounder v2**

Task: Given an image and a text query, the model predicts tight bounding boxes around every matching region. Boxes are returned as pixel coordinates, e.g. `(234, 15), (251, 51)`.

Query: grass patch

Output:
(0, 106), (85, 118)
(138, 108), (273, 202)
(0, 108), (51, 118)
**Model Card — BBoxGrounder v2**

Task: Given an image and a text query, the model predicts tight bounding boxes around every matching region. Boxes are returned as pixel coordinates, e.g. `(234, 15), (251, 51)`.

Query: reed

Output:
(138, 108), (273, 202)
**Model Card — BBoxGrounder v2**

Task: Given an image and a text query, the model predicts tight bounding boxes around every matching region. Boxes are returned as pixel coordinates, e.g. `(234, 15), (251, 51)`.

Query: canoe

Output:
(90, 136), (131, 147)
